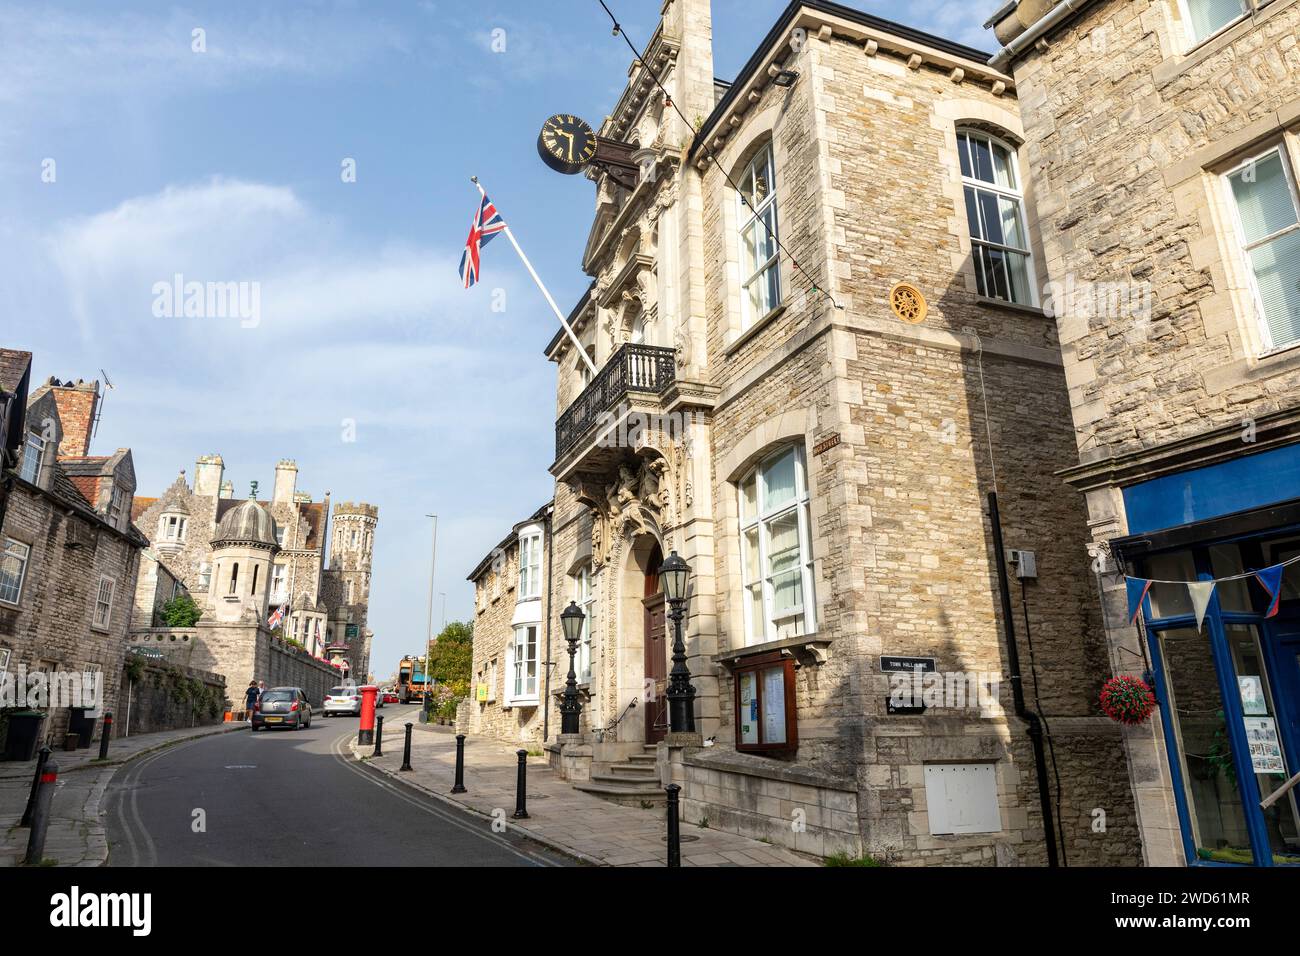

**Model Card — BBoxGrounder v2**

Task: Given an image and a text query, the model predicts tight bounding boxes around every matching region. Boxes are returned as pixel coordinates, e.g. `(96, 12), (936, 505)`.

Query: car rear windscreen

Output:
(329, 687), (354, 696)
(263, 691), (293, 702)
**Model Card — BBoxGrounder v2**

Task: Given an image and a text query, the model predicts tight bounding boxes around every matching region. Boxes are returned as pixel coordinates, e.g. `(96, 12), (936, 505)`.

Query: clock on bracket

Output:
(537, 114), (598, 175)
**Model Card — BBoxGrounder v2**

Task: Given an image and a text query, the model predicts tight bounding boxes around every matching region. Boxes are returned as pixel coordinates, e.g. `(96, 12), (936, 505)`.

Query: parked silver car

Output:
(251, 687), (312, 731)
(323, 685), (362, 717)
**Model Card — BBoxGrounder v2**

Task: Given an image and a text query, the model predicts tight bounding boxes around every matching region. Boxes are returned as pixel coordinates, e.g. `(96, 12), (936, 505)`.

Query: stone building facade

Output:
(988, 0), (1300, 867)
(1, 368), (147, 745)
(463, 503), (554, 743)
(466, 0), (1138, 865)
(129, 455), (378, 696)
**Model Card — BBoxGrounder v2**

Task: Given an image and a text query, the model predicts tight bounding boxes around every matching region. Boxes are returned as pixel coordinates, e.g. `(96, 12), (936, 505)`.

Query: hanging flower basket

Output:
(1099, 675), (1157, 725)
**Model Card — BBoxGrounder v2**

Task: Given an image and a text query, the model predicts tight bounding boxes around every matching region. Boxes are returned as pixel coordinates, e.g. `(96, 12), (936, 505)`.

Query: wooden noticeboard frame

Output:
(732, 651), (798, 754)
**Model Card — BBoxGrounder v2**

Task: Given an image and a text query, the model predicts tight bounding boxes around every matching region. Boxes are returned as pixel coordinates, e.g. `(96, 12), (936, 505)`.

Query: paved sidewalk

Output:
(351, 725), (820, 867)
(0, 720), (246, 866)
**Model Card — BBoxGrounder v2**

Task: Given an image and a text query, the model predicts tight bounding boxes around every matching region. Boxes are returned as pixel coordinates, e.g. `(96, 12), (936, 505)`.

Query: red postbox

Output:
(357, 685), (379, 746)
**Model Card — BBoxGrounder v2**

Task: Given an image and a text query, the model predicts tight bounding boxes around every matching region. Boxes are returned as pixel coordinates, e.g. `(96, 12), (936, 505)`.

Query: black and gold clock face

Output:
(538, 114), (597, 175)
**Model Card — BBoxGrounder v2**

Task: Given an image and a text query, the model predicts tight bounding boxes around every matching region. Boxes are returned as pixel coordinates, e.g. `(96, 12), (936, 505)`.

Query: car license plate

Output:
(266, 717), (282, 723)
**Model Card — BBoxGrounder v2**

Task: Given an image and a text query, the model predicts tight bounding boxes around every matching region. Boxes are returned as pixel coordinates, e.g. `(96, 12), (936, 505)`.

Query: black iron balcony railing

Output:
(555, 343), (676, 459)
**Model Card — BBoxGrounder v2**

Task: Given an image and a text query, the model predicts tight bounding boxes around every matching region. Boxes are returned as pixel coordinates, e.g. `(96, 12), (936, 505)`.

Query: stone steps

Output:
(572, 779), (667, 808)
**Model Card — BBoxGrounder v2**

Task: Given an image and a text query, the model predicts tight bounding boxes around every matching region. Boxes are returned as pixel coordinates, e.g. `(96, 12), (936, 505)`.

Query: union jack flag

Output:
(267, 604), (287, 630)
(458, 191), (507, 289)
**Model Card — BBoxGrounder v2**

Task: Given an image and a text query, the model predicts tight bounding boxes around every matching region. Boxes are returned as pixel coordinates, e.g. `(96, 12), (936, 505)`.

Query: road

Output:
(104, 705), (572, 867)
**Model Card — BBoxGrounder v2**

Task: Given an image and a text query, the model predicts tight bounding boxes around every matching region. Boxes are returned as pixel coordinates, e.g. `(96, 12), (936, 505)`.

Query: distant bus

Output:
(396, 656), (428, 703)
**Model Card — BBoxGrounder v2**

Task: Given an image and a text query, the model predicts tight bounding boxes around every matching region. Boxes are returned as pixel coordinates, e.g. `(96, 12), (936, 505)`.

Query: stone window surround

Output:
(1167, 121), (1300, 390)
(956, 127), (1038, 309)
(517, 523), (544, 601)
(1157, 0), (1295, 82)
(91, 573), (115, 633)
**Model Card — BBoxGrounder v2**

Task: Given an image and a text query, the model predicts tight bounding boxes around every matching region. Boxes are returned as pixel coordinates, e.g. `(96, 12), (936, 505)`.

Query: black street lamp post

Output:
(560, 600), (586, 735)
(660, 550), (696, 734)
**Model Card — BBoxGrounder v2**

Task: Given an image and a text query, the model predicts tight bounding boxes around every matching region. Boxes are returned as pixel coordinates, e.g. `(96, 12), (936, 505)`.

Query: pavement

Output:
(1, 720), (246, 867)
(350, 718), (821, 867)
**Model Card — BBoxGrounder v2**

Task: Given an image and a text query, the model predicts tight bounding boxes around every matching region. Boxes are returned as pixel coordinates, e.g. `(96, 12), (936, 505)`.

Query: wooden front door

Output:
(644, 594), (668, 744)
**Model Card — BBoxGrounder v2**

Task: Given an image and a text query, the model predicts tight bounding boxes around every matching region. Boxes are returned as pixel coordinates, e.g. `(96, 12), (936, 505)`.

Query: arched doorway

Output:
(643, 542), (667, 744)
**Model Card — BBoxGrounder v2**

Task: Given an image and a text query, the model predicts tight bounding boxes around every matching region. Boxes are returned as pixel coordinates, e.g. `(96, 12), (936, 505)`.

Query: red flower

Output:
(1099, 675), (1157, 725)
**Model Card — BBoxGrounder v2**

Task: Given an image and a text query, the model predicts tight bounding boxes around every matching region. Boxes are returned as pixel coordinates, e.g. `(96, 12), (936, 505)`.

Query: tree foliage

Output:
(160, 594), (202, 627)
(427, 620), (473, 688)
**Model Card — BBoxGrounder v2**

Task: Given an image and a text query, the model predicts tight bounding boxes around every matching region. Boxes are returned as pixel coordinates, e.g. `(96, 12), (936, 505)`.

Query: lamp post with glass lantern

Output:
(560, 601), (586, 735)
(660, 551), (695, 733)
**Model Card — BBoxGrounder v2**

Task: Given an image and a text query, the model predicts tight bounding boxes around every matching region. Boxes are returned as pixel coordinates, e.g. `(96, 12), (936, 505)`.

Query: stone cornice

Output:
(1058, 407), (1300, 493)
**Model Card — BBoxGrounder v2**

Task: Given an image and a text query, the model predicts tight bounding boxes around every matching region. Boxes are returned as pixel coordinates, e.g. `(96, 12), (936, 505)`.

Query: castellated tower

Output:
(330, 502), (378, 678)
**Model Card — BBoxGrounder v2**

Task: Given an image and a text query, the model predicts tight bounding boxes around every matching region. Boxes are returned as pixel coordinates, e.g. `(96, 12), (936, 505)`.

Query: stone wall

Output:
(121, 660), (227, 736)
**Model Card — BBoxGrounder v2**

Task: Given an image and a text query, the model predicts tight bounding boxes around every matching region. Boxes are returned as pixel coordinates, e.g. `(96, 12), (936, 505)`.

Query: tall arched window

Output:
(573, 564), (595, 683)
(250, 564), (259, 596)
(738, 143), (781, 328)
(229, 563), (239, 595)
(738, 444), (815, 645)
(958, 129), (1034, 306)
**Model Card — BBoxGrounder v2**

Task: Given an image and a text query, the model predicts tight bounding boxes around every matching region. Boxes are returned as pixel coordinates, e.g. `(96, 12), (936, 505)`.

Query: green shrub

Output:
(824, 852), (883, 867)
(159, 594), (202, 627)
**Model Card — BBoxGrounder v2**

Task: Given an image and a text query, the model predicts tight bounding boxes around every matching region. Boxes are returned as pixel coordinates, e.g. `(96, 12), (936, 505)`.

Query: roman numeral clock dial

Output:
(537, 114), (597, 175)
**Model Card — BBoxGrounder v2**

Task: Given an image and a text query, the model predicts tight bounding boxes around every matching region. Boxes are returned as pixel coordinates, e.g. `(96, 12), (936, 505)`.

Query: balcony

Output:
(554, 343), (676, 466)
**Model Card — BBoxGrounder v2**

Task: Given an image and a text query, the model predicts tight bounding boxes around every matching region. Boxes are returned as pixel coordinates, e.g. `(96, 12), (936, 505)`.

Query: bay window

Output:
(0, 538), (30, 605)
(959, 129), (1034, 306)
(738, 144), (781, 328)
(518, 532), (542, 599)
(1224, 145), (1300, 352)
(738, 445), (816, 645)
(160, 514), (188, 543)
(509, 624), (539, 704)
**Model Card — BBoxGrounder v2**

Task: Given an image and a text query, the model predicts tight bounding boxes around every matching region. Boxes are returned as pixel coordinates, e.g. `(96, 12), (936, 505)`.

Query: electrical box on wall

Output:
(1007, 550), (1037, 579)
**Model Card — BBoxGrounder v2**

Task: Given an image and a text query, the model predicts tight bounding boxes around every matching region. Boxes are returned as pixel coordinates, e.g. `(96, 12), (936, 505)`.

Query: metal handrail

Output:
(555, 344), (676, 459)
(1261, 769), (1300, 810)
(592, 696), (638, 743)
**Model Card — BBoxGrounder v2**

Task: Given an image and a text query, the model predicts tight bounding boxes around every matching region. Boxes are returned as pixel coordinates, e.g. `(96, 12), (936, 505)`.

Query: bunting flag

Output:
(1255, 565), (1285, 618)
(1125, 560), (1295, 625)
(1187, 581), (1216, 632)
(1126, 577), (1153, 624)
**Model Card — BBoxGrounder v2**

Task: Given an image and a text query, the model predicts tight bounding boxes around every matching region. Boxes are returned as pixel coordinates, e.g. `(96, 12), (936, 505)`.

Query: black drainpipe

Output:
(988, 490), (1060, 868)
(541, 505), (555, 743)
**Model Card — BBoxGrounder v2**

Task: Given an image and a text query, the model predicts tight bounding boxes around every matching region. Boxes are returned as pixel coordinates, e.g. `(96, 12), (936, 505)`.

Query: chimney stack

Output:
(46, 378), (100, 458)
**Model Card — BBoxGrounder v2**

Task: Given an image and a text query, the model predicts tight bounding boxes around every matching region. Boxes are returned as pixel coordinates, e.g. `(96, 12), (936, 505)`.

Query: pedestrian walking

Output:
(244, 681), (259, 721)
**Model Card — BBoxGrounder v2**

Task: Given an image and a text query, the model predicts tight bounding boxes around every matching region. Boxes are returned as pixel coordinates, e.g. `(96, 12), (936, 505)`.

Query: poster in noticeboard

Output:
(1243, 716), (1285, 774)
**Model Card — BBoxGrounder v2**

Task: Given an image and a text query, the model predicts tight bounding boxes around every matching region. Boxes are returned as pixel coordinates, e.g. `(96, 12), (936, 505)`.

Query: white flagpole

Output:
(472, 177), (598, 377)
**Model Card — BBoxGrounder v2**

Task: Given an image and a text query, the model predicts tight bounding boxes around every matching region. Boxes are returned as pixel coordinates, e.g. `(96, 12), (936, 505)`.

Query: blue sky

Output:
(0, 0), (993, 677)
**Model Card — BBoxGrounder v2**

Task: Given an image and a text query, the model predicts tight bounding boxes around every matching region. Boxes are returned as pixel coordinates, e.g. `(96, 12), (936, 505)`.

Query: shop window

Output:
(1223, 145), (1300, 352)
(924, 763), (1003, 835)
(958, 129), (1034, 306)
(733, 653), (797, 753)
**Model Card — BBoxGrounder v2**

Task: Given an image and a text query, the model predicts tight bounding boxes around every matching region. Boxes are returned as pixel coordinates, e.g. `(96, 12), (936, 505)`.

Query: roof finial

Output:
(250, 480), (259, 500)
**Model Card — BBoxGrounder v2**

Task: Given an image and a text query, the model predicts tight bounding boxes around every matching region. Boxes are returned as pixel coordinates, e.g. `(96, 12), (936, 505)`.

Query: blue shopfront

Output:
(1115, 441), (1300, 866)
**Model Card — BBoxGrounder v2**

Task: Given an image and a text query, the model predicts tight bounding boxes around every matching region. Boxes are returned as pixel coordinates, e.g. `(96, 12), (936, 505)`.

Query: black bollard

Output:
(20, 747), (51, 827)
(400, 722), (413, 772)
(451, 734), (467, 794)
(373, 715), (384, 757)
(24, 759), (59, 866)
(666, 784), (682, 868)
(512, 750), (529, 819)
(98, 713), (113, 760)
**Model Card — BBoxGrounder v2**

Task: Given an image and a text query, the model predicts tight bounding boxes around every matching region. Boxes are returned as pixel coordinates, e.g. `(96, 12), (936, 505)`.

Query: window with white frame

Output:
(958, 129), (1035, 306)
(270, 563), (287, 601)
(275, 527), (286, 548)
(0, 646), (10, 681)
(93, 576), (115, 630)
(574, 565), (595, 683)
(737, 143), (781, 328)
(0, 538), (30, 606)
(738, 445), (816, 645)
(510, 625), (539, 703)
(19, 431), (44, 484)
(159, 514), (187, 543)
(518, 532), (542, 599)
(1224, 145), (1300, 352)
(1178, 0), (1250, 48)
